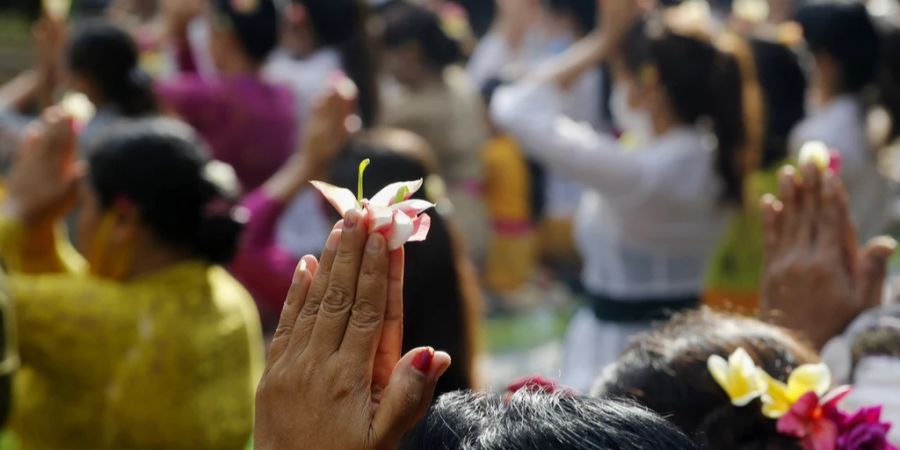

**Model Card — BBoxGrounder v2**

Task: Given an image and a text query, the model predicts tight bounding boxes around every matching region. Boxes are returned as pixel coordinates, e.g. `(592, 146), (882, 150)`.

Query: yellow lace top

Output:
(0, 217), (264, 450)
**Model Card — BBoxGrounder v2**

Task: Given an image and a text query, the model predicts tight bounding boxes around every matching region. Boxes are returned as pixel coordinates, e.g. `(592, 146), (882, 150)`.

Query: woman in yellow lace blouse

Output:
(0, 111), (264, 450)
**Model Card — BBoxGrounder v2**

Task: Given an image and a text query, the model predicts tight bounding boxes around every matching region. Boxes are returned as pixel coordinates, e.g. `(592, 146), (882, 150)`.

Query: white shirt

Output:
(790, 95), (889, 240)
(263, 48), (343, 256)
(492, 81), (730, 298)
(264, 48), (342, 130)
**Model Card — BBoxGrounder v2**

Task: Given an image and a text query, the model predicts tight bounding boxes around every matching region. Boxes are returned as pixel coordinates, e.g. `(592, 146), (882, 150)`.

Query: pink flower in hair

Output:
(311, 159), (434, 251)
(777, 387), (852, 450)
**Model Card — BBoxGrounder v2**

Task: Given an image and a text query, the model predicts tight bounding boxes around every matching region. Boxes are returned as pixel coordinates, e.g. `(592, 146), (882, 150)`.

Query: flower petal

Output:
(762, 370), (793, 419)
(707, 350), (766, 407)
(805, 416), (838, 450)
(366, 204), (393, 233)
(777, 412), (808, 438)
(787, 363), (831, 400)
(708, 355), (731, 393)
(369, 179), (424, 207)
(821, 385), (852, 410)
(392, 199), (435, 217)
(386, 210), (414, 250)
(798, 141), (831, 171)
(791, 391), (821, 417)
(408, 213), (431, 242)
(311, 181), (358, 216)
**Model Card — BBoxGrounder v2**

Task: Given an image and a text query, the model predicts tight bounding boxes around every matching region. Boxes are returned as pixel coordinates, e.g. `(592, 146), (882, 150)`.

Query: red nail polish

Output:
(412, 348), (434, 374)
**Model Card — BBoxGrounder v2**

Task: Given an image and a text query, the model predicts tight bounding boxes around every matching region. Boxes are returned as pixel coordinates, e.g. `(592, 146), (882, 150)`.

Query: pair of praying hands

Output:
(761, 163), (896, 350)
(254, 211), (451, 450)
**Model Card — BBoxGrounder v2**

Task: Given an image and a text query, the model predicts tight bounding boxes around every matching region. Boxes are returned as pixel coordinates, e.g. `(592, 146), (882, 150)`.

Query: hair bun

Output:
(193, 206), (245, 265)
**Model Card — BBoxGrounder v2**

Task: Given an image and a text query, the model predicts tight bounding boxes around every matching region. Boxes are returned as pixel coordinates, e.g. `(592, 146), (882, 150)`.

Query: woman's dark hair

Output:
(295, 0), (380, 127)
(67, 20), (158, 117)
(381, 1), (463, 72)
(542, 0), (597, 36)
(795, 2), (880, 95)
(88, 118), (244, 265)
(622, 20), (761, 206)
(750, 38), (807, 169)
(327, 129), (481, 395)
(211, 0), (279, 63)
(877, 24), (900, 143)
(594, 309), (819, 449)
(402, 390), (699, 450)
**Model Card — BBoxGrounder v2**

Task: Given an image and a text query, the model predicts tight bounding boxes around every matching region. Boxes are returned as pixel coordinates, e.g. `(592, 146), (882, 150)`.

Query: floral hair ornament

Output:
(311, 159), (434, 251)
(708, 348), (897, 450)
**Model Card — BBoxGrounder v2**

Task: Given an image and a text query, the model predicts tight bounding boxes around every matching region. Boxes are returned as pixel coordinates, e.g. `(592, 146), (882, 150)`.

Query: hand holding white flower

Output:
(311, 159), (434, 251)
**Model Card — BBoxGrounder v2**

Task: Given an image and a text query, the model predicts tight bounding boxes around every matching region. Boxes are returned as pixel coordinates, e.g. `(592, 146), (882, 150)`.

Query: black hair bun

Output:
(193, 207), (246, 265)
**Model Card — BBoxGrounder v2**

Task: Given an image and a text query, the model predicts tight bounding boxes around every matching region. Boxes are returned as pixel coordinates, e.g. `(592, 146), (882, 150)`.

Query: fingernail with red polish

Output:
(412, 348), (434, 374)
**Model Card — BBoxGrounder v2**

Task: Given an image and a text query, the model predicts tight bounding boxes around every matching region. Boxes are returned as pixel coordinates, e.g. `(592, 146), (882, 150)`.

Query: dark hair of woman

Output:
(381, 1), (463, 72)
(750, 38), (807, 168)
(294, 0), (380, 127)
(543, 0), (597, 36)
(795, 2), (880, 95)
(876, 23), (900, 144)
(594, 309), (819, 449)
(88, 118), (244, 265)
(67, 20), (158, 117)
(622, 20), (762, 206)
(402, 390), (699, 450)
(326, 129), (481, 395)
(211, 0), (279, 63)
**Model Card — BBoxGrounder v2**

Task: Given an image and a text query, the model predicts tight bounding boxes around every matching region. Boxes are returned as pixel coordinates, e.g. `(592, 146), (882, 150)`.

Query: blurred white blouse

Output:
(492, 80), (731, 391)
(492, 81), (729, 299)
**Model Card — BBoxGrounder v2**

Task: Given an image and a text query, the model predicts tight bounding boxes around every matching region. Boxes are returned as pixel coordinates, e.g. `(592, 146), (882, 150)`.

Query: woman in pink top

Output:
(156, 0), (297, 191)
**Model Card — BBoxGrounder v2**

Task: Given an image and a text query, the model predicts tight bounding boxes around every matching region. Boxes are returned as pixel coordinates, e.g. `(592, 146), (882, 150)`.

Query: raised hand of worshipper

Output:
(31, 14), (67, 108)
(254, 209), (452, 450)
(760, 162), (896, 350)
(5, 108), (83, 226)
(263, 74), (357, 203)
(159, 0), (206, 32)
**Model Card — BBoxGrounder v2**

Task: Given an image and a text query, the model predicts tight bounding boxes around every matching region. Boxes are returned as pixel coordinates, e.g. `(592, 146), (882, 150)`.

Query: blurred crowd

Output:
(0, 0), (898, 448)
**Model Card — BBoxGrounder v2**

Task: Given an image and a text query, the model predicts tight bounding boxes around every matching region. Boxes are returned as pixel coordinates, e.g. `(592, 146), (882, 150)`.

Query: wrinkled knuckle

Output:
(319, 286), (354, 316)
(349, 300), (383, 332)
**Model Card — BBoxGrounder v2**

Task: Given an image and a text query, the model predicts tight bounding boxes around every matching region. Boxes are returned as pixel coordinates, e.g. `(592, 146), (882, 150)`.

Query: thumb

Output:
(371, 347), (451, 448)
(855, 236), (896, 311)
